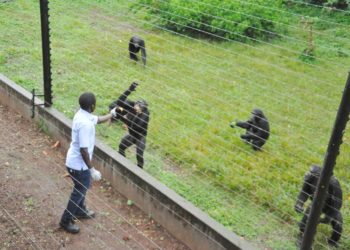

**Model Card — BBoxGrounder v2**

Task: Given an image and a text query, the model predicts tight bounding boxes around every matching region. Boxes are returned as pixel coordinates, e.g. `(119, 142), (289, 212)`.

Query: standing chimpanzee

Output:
(230, 108), (270, 150)
(109, 82), (149, 168)
(129, 36), (146, 66)
(295, 165), (343, 247)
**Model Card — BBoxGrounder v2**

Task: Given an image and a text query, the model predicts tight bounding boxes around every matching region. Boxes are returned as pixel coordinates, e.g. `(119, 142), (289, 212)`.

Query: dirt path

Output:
(0, 104), (189, 250)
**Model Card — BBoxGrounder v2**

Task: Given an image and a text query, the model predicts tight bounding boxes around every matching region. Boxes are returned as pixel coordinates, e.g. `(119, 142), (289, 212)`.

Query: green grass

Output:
(1, 0), (350, 249)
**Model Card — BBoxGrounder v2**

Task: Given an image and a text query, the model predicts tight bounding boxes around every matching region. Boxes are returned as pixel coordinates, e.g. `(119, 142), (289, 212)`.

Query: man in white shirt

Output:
(60, 92), (116, 234)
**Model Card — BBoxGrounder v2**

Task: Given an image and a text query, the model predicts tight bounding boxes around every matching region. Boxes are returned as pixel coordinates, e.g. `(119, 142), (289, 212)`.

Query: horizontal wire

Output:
(90, 156), (236, 250)
(100, 2), (348, 145)
(0, 203), (43, 250)
(54, 16), (348, 193)
(2, 127), (163, 250)
(0, 146), (63, 249)
(45, 46), (304, 245)
(54, 51), (330, 233)
(97, 142), (342, 247)
(98, 59), (348, 231)
(47, 0), (350, 245)
(1, 4), (344, 110)
(1, 132), (148, 250)
(40, 140), (216, 249)
(59, 174), (161, 249)
(1, 2), (348, 247)
(2, 48), (340, 250)
(185, 0), (350, 44)
(288, 0), (350, 14)
(0, 19), (342, 250)
(86, 8), (346, 150)
(8, 7), (350, 217)
(187, 0), (348, 52)
(0, 194), (64, 249)
(46, 22), (350, 217)
(9, 119), (222, 250)
(0, 134), (120, 250)
(230, 0), (350, 29)
(109, 2), (346, 102)
(128, 1), (348, 88)
(139, 0), (350, 70)
(123, 29), (337, 139)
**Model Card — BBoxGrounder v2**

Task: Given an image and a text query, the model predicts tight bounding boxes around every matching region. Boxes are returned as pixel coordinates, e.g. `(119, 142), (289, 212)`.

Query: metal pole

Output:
(39, 0), (52, 107)
(301, 72), (350, 249)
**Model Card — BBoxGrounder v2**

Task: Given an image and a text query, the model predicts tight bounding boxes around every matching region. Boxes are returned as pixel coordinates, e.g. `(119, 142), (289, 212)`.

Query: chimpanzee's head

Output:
(79, 92), (96, 113)
(252, 108), (264, 122)
(134, 99), (148, 114)
(310, 165), (321, 176)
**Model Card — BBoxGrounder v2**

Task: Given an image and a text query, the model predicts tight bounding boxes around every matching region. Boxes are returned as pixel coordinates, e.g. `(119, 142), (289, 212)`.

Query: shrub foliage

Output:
(134, 0), (285, 42)
(304, 0), (349, 9)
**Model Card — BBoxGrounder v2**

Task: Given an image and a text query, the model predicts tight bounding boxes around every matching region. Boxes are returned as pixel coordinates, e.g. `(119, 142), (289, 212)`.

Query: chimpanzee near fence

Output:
(1, 0), (350, 249)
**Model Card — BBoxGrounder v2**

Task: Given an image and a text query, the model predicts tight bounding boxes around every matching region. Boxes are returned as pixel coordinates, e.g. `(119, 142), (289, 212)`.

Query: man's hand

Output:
(90, 167), (102, 181)
(129, 82), (138, 92)
(110, 107), (118, 118)
(110, 107), (124, 118)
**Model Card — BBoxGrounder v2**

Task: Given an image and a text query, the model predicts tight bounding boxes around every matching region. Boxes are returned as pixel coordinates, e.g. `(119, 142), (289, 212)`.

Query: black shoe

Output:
(59, 220), (80, 234)
(75, 209), (95, 219)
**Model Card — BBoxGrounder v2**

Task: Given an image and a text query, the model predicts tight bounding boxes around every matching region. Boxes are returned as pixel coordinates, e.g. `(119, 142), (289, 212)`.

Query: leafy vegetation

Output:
(301, 0), (349, 9)
(1, 0), (350, 249)
(133, 0), (286, 41)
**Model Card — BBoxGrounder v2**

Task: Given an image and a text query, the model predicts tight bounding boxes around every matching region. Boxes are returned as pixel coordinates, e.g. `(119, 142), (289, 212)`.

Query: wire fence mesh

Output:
(1, 0), (350, 249)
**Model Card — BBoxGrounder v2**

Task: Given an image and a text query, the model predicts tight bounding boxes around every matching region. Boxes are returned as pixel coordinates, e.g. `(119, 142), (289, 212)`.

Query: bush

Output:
(133, 0), (285, 42)
(305, 0), (349, 9)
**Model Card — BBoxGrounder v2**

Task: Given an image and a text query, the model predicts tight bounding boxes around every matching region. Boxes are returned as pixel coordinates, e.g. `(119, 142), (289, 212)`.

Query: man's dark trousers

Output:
(61, 168), (91, 223)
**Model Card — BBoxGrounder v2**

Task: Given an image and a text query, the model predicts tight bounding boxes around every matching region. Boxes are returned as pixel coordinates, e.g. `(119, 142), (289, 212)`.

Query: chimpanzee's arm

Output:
(108, 90), (134, 116)
(236, 119), (252, 129)
(116, 83), (138, 111)
(117, 89), (132, 106)
(295, 173), (313, 213)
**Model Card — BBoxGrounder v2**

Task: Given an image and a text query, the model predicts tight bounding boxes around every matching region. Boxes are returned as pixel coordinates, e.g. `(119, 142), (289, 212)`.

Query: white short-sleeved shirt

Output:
(66, 109), (98, 170)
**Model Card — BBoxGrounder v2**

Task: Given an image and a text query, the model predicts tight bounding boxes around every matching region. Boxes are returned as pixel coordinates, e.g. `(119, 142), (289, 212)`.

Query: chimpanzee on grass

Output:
(129, 36), (146, 66)
(230, 108), (270, 150)
(109, 82), (149, 168)
(295, 165), (343, 247)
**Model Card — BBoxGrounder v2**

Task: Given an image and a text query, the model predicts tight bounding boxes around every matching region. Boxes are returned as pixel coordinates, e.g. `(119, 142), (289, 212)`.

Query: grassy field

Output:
(1, 0), (350, 249)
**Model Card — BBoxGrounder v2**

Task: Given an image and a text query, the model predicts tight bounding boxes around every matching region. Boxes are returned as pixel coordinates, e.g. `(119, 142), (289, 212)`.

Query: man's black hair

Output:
(79, 92), (96, 111)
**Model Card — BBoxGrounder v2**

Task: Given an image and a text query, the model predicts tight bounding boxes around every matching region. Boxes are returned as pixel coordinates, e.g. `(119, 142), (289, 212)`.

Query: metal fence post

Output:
(39, 0), (52, 107)
(301, 72), (350, 249)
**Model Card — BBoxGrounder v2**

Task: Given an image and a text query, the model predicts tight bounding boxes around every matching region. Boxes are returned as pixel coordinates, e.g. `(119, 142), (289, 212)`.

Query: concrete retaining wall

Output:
(0, 73), (256, 250)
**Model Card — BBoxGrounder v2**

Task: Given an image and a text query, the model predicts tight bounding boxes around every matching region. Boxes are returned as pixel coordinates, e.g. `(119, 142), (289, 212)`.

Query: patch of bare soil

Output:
(0, 104), (189, 250)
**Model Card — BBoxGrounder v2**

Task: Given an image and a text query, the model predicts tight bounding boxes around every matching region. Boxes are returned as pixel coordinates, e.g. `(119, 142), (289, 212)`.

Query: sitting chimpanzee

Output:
(129, 36), (146, 66)
(109, 82), (149, 168)
(295, 165), (343, 247)
(231, 108), (270, 150)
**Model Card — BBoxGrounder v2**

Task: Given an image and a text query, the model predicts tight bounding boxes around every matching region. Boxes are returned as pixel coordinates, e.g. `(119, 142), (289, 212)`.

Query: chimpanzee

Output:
(230, 108), (270, 150)
(129, 36), (146, 66)
(109, 82), (149, 168)
(295, 165), (343, 247)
